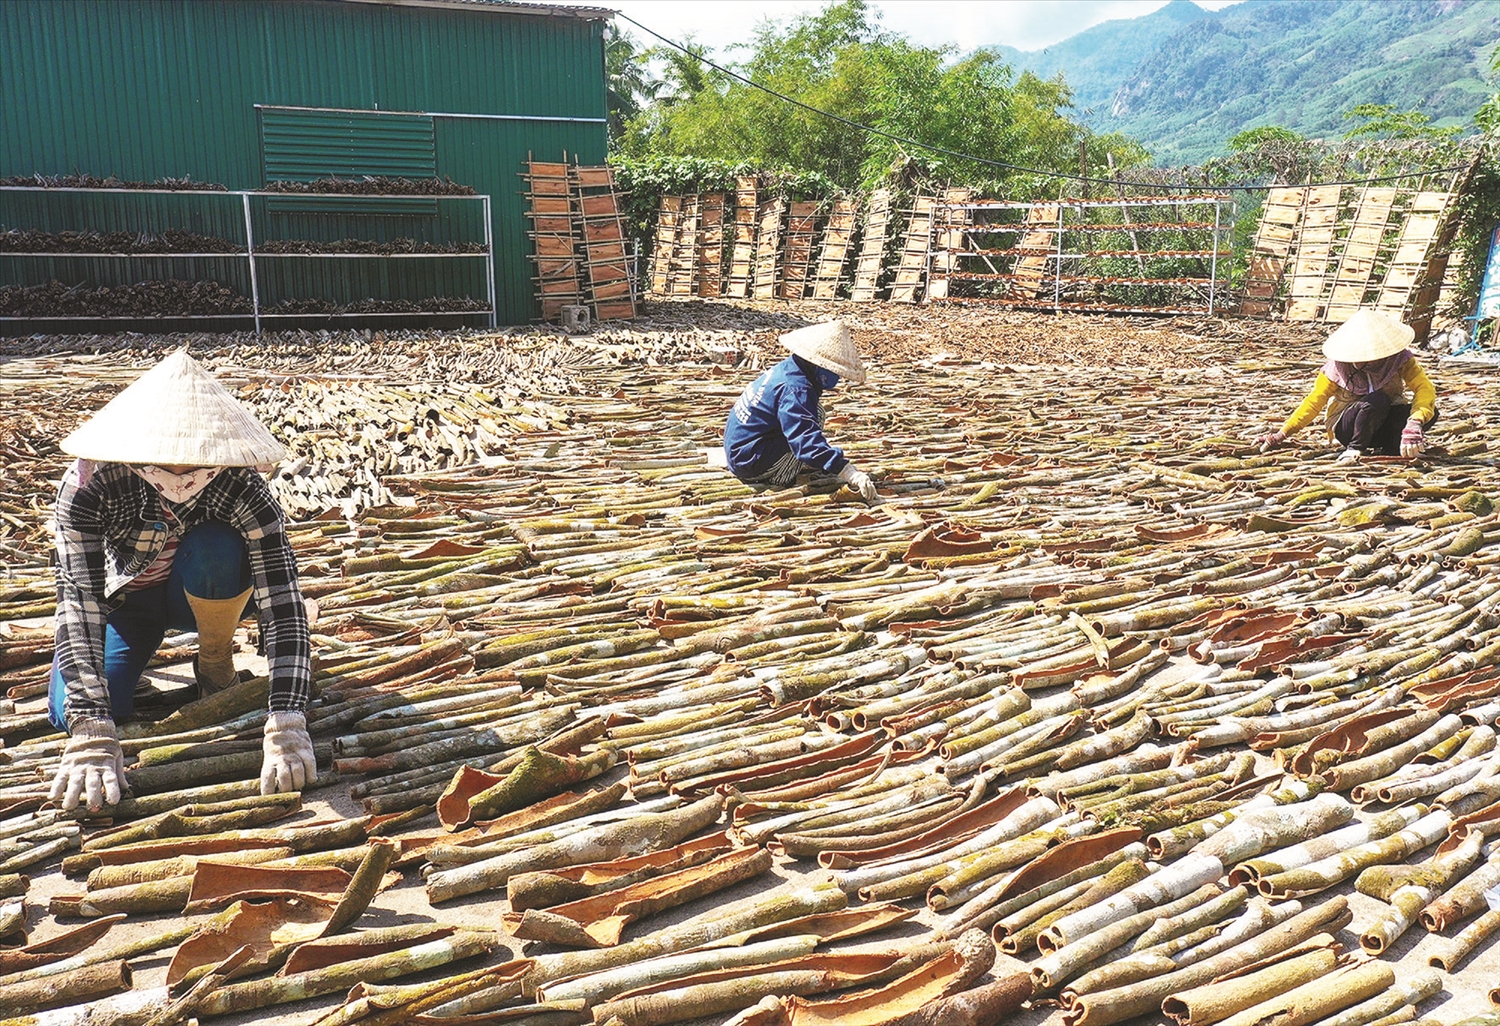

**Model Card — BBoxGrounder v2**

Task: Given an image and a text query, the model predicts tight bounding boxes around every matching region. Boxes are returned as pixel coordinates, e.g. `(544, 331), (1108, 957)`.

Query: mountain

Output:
(989, 0), (1211, 120)
(994, 0), (1500, 165)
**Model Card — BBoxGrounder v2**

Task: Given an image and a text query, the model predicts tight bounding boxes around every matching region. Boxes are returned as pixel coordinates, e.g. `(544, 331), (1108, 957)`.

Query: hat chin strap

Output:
(131, 465), (224, 504)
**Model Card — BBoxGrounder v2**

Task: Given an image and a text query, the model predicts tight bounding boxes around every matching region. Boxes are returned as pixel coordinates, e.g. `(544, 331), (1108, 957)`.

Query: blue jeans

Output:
(49, 521), (252, 728)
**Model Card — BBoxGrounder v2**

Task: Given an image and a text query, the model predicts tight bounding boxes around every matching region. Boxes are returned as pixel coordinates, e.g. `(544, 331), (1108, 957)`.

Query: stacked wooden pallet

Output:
(649, 196), (682, 296)
(1377, 191), (1455, 321)
(850, 189), (892, 302)
(521, 159), (583, 321)
(668, 195), (700, 297)
(888, 195), (937, 303)
(926, 187), (972, 301)
(1238, 187), (1307, 317)
(752, 197), (785, 300)
(696, 192), (726, 298)
(570, 165), (636, 321)
(1010, 201), (1061, 299)
(724, 176), (759, 299)
(1283, 185), (1342, 321)
(1324, 187), (1397, 323)
(811, 198), (857, 300)
(778, 201), (820, 300)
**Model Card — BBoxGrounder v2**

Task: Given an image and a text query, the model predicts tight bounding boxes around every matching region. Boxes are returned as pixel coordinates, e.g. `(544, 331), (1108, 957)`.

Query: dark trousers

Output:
(49, 521), (252, 727)
(1333, 394), (1436, 455)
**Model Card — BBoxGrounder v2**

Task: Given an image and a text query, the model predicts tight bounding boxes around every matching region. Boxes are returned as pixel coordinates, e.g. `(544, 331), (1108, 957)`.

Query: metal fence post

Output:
(241, 192), (261, 335)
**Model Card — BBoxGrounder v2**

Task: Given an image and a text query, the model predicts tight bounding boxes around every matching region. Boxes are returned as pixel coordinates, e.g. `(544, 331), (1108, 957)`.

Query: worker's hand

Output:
(837, 464), (878, 503)
(261, 711), (316, 795)
(1400, 419), (1425, 458)
(1257, 430), (1287, 452)
(49, 717), (126, 813)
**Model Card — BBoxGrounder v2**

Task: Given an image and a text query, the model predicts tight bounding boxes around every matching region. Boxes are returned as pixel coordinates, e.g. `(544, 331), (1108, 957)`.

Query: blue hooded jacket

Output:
(723, 355), (847, 479)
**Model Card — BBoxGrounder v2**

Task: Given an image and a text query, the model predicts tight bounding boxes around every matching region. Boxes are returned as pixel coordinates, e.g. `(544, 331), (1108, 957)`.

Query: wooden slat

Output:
(696, 192), (726, 298)
(889, 196), (937, 304)
(1010, 202), (1060, 299)
(850, 189), (892, 302)
(1324, 187), (1396, 322)
(927, 187), (971, 301)
(778, 200), (820, 300)
(1283, 185), (1343, 321)
(753, 197), (785, 300)
(1238, 186), (1306, 317)
(725, 177), (759, 299)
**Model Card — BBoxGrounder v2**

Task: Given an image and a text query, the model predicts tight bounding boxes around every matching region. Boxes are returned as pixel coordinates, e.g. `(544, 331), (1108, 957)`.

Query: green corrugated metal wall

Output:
(0, 0), (608, 326)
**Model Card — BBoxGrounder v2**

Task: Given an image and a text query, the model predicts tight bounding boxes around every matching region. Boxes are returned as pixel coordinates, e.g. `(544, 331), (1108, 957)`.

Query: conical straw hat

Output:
(1322, 309), (1414, 362)
(60, 350), (288, 467)
(781, 320), (866, 384)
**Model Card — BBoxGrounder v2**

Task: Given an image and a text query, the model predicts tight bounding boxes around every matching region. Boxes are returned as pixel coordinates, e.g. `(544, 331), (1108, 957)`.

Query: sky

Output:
(561, 0), (1243, 57)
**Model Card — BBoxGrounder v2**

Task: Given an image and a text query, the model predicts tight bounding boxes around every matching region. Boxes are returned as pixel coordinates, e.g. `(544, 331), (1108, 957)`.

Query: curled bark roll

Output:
(1191, 793), (1352, 866)
(539, 937), (821, 1006)
(86, 847), (292, 889)
(729, 970), (1035, 1026)
(438, 747), (618, 830)
(524, 885), (849, 995)
(426, 796), (723, 904)
(1358, 829), (1482, 954)
(506, 847), (773, 947)
(508, 834), (731, 912)
(1257, 810), (1451, 900)
(998, 858), (1152, 955)
(1309, 969), (1441, 1026)
(0, 958), (131, 1015)
(1162, 946), (1338, 1026)
(1428, 908), (1500, 971)
(1230, 806), (1423, 888)
(195, 929), (500, 1017)
(1420, 847), (1500, 931)
(1212, 959), (1394, 1026)
(1320, 713), (1465, 792)
(1033, 882), (1224, 991)
(322, 838), (399, 935)
(1060, 899), (1350, 1026)
(1039, 852), (1224, 952)
(1066, 899), (1304, 997)
(723, 928), (998, 1026)
(1148, 781), (1319, 861)
(1131, 885), (1248, 951)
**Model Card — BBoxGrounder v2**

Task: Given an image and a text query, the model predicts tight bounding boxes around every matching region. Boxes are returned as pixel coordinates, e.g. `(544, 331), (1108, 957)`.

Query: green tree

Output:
(1342, 103), (1461, 142)
(621, 0), (1145, 195)
(1478, 44), (1500, 136)
(605, 25), (655, 146)
(1227, 126), (1305, 152)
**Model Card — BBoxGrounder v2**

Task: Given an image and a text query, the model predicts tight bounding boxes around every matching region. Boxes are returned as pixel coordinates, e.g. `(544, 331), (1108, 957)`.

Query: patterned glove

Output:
(1257, 430), (1287, 452)
(261, 711), (316, 795)
(49, 717), (126, 812)
(1400, 419), (1425, 458)
(836, 464), (878, 503)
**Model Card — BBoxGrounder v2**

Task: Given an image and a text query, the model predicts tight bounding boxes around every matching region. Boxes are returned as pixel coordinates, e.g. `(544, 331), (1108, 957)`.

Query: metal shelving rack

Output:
(0, 186), (496, 333)
(928, 194), (1234, 316)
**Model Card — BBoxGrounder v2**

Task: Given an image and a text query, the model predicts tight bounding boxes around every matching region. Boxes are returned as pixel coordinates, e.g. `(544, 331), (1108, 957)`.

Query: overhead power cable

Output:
(615, 12), (1473, 193)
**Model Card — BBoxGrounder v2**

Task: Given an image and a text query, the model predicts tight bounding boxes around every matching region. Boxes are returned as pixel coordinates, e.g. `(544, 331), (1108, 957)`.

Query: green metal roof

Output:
(337, 0), (617, 20)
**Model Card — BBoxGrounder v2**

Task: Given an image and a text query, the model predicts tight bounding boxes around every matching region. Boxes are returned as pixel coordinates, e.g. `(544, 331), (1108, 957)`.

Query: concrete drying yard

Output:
(4, 300), (1500, 1026)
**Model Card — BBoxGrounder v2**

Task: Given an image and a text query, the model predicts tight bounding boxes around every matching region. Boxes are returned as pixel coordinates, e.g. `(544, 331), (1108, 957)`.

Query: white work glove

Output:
(49, 717), (126, 812)
(261, 711), (316, 795)
(837, 463), (878, 503)
(1257, 429), (1287, 452)
(1400, 419), (1425, 458)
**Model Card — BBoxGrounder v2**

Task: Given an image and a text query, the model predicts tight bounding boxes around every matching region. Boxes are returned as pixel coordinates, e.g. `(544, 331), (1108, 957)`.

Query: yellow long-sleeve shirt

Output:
(1280, 358), (1436, 440)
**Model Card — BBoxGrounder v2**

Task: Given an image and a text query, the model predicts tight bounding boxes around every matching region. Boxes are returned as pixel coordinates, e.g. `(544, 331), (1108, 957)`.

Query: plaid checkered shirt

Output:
(52, 460), (311, 727)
